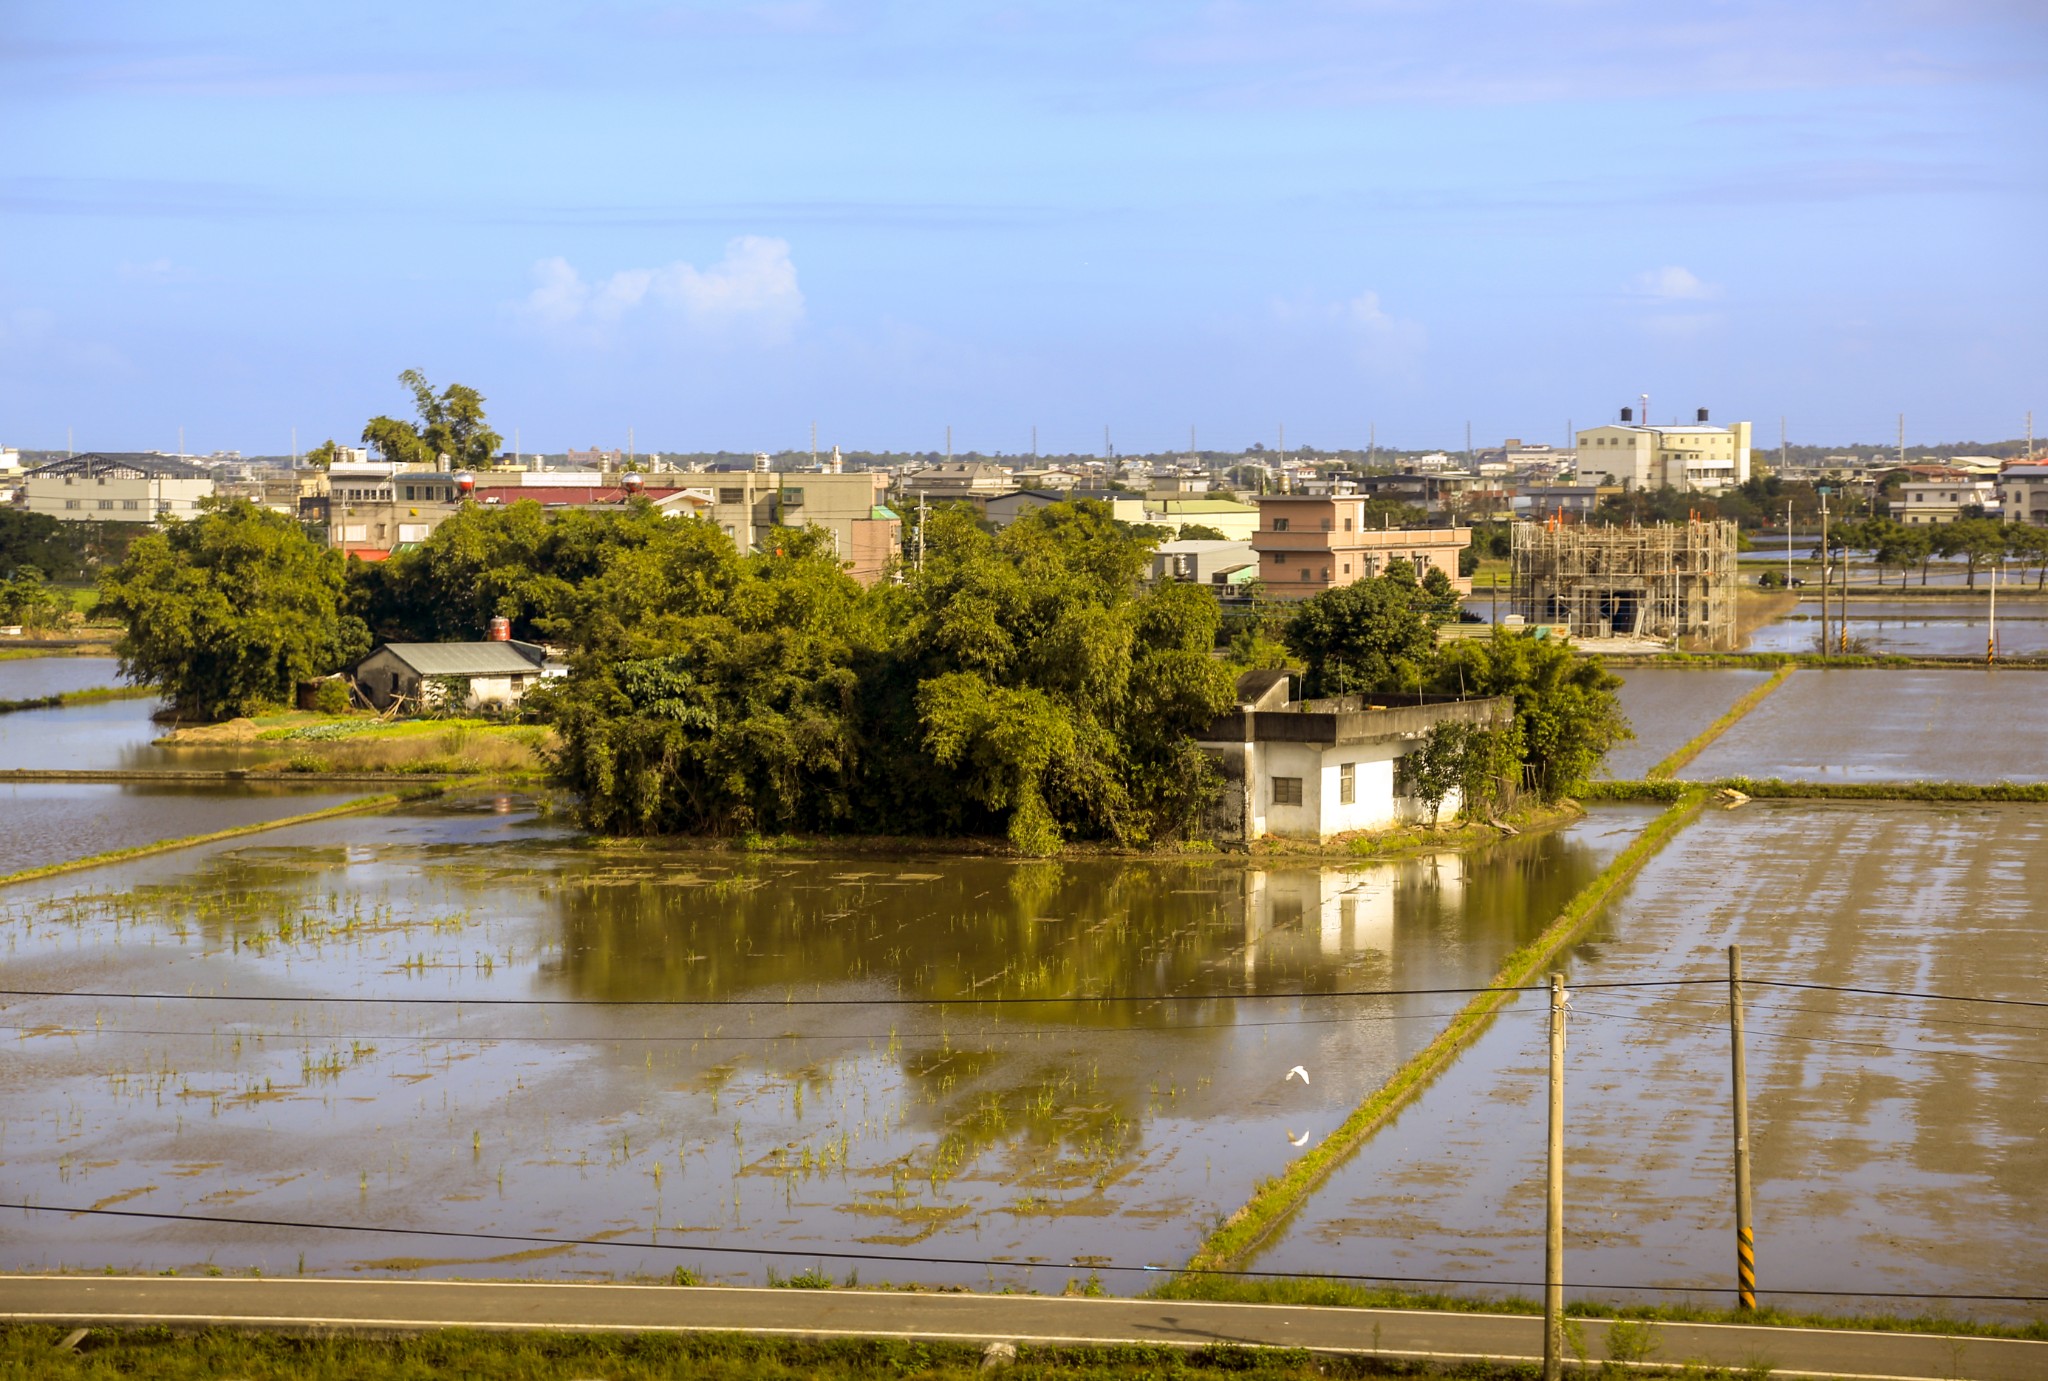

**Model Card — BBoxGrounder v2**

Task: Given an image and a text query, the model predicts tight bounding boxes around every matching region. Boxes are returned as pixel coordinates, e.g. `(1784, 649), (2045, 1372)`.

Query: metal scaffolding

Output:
(1508, 519), (1740, 649)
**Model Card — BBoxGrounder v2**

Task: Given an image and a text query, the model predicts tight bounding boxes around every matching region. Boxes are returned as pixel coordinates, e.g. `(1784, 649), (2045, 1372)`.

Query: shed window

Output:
(1339, 762), (1355, 804)
(1272, 777), (1303, 806)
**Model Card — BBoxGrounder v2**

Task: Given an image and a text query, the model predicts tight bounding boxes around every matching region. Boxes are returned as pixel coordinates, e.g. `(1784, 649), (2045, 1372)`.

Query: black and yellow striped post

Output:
(1729, 944), (1756, 1311)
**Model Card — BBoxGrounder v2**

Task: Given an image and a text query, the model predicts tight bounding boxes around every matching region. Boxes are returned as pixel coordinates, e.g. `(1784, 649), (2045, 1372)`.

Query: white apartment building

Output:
(1575, 411), (1752, 493)
(20, 453), (217, 523)
(1897, 480), (1997, 525)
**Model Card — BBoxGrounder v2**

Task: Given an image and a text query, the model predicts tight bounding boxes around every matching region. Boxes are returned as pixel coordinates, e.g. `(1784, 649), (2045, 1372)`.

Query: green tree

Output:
(1867, 519), (1930, 589)
(0, 568), (69, 633)
(361, 369), (502, 470)
(1173, 523), (1230, 542)
(0, 509), (92, 582)
(1281, 571), (1437, 697)
(1434, 628), (1628, 801)
(1946, 517), (2007, 590)
(302, 438), (344, 470)
(97, 500), (369, 719)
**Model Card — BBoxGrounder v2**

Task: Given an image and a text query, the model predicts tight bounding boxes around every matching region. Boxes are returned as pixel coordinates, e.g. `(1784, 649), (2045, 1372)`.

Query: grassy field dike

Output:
(1176, 791), (1708, 1277)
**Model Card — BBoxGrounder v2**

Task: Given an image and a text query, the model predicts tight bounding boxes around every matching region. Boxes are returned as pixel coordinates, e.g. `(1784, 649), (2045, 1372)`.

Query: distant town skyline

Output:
(3, 1), (2043, 456)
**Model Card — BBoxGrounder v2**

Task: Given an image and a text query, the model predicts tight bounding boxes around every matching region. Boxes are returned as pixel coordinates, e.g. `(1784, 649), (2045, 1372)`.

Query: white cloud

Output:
(1271, 288), (1427, 379)
(117, 257), (192, 283)
(1632, 265), (1720, 302)
(519, 236), (805, 345)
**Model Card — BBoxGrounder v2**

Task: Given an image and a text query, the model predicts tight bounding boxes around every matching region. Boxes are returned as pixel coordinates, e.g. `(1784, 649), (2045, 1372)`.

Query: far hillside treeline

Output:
(93, 497), (1626, 851)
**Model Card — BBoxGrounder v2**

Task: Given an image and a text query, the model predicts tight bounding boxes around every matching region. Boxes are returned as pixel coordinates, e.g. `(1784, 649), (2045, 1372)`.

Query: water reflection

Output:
(0, 798), (1655, 1286)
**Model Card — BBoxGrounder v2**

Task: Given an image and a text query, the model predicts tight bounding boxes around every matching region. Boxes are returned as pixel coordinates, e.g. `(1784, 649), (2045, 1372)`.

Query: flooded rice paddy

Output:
(0, 656), (126, 701)
(1604, 669), (1769, 780)
(0, 783), (372, 877)
(1746, 598), (2048, 657)
(1250, 801), (2048, 1321)
(0, 794), (1656, 1287)
(1681, 669), (2048, 782)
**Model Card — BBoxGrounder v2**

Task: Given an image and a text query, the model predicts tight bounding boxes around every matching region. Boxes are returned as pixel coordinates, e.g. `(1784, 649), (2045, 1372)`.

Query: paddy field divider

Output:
(1643, 665), (1795, 780)
(1180, 789), (1708, 1277)
(0, 782), (465, 892)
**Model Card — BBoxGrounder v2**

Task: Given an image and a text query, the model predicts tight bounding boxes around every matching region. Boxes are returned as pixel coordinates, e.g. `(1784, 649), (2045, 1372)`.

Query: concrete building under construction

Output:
(1507, 519), (1740, 649)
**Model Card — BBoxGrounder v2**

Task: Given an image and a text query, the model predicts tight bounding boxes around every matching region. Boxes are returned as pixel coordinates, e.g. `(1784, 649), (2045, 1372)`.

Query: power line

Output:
(0, 980), (1723, 1010)
(1573, 1005), (2048, 1070)
(0, 1008), (1505, 1045)
(1755, 979), (2048, 1011)
(9, 1202), (2043, 1302)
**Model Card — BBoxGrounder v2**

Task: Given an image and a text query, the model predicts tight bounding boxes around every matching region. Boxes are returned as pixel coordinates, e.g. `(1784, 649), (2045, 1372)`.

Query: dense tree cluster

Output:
(97, 500), (368, 720)
(97, 480), (1625, 844)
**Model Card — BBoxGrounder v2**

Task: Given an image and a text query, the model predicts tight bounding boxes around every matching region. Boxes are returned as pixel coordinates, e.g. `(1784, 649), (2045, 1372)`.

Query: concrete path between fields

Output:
(1, 1276), (2039, 1380)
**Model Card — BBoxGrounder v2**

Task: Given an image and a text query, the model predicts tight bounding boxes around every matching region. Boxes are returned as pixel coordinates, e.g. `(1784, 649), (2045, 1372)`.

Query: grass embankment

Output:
(0, 786), (455, 892)
(0, 684), (158, 715)
(160, 712), (553, 777)
(1586, 778), (2048, 803)
(1180, 791), (1707, 1276)
(1643, 665), (1794, 780)
(1144, 1276), (2045, 1341)
(0, 1325), (1820, 1381)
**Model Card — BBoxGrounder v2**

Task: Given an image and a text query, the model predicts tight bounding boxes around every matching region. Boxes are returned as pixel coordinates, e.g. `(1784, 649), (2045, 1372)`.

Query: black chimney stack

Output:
(1697, 407), (1710, 423)
(1620, 406), (1634, 422)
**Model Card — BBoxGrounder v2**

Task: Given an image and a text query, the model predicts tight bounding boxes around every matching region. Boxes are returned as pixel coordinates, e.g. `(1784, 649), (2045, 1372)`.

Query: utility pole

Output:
(946, 425), (952, 463)
(1779, 416), (1787, 475)
(1368, 421), (1375, 468)
(1104, 424), (1111, 460)
(2027, 410), (2034, 462)
(810, 420), (817, 469)
(1466, 419), (1473, 469)
(67, 427), (73, 458)
(1989, 555), (1999, 666)
(915, 492), (928, 574)
(628, 425), (635, 469)
(291, 426), (298, 467)
(1898, 413), (1905, 470)
(1728, 946), (1756, 1313)
(1031, 424), (1037, 458)
(1785, 501), (1793, 593)
(1826, 491), (1843, 651)
(1544, 972), (1567, 1381)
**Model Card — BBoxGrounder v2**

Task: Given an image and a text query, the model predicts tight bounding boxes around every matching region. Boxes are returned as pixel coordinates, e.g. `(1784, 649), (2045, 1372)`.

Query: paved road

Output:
(2, 1277), (2040, 1379)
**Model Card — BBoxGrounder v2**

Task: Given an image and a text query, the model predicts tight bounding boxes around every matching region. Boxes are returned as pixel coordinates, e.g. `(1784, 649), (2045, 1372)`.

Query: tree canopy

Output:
(361, 369), (502, 470)
(97, 500), (369, 719)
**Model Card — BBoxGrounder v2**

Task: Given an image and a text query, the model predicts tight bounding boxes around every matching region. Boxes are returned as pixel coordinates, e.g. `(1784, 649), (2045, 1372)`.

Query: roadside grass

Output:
(0, 1323), (1833, 1379)
(0, 684), (157, 715)
(1181, 791), (1707, 1274)
(1644, 666), (1794, 779)
(1148, 1277), (2046, 1342)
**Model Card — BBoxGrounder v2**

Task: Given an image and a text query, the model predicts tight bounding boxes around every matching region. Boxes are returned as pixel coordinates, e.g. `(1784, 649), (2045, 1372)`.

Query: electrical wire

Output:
(0, 978), (1716, 1009)
(1572, 1004), (2048, 1070)
(7, 1201), (2044, 1302)
(0, 1008), (1512, 1045)
(1755, 979), (2048, 1010)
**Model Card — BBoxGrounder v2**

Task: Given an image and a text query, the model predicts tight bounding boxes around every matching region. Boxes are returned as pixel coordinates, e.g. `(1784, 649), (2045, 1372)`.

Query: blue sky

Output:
(3, 1), (2043, 456)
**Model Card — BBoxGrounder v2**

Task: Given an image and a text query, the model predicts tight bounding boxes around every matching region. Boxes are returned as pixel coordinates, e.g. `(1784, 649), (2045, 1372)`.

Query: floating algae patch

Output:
(0, 799), (1657, 1289)
(1682, 669), (2048, 782)
(1604, 669), (1770, 780)
(1247, 800), (2048, 1322)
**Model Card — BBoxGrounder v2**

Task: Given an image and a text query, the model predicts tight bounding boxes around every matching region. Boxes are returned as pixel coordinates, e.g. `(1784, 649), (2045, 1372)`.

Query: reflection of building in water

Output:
(1246, 867), (1397, 962)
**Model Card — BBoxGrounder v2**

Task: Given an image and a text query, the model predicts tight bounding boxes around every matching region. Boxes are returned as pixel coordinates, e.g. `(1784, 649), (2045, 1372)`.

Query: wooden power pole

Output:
(1728, 945), (1756, 1311)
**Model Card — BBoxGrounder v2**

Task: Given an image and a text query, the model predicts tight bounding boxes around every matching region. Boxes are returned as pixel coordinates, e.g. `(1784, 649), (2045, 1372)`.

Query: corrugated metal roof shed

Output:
(376, 642), (546, 676)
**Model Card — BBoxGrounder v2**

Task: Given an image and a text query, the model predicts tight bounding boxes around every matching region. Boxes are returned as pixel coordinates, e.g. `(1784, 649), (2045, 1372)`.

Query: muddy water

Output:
(0, 656), (125, 700)
(1746, 599), (2048, 657)
(1604, 669), (1769, 779)
(1250, 801), (2048, 1321)
(0, 694), (277, 772)
(0, 783), (371, 876)
(1682, 669), (2048, 782)
(0, 795), (1656, 1287)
